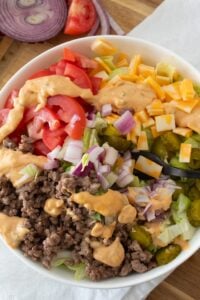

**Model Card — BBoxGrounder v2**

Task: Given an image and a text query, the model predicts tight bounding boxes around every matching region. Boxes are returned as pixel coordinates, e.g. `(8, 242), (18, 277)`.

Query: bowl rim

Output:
(0, 35), (200, 289)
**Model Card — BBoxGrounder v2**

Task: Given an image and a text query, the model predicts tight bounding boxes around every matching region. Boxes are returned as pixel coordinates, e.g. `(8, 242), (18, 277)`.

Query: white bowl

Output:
(0, 35), (200, 289)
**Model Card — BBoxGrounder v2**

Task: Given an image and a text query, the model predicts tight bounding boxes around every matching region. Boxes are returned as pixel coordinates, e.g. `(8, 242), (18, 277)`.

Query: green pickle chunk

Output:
(130, 225), (152, 248)
(151, 137), (168, 160)
(155, 244), (181, 266)
(161, 132), (181, 152)
(187, 199), (200, 227)
(100, 135), (134, 151)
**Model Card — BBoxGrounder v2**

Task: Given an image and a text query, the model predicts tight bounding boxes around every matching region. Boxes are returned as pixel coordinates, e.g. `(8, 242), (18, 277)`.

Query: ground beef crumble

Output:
(0, 169), (157, 280)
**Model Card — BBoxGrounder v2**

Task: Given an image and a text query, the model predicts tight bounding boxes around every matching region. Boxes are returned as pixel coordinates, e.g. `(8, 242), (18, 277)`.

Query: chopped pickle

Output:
(169, 157), (189, 170)
(161, 132), (181, 152)
(191, 148), (200, 160)
(101, 124), (121, 136)
(189, 186), (200, 201)
(151, 137), (168, 160)
(99, 135), (134, 151)
(187, 199), (200, 227)
(195, 179), (200, 191)
(130, 225), (152, 248)
(155, 244), (181, 265)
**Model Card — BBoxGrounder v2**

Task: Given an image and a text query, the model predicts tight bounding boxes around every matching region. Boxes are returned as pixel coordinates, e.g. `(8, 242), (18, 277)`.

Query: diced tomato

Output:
(36, 107), (61, 130)
(27, 118), (44, 140)
(4, 89), (19, 109)
(34, 140), (50, 156)
(29, 69), (54, 80)
(63, 48), (76, 62)
(90, 76), (102, 94)
(64, 62), (92, 89)
(63, 48), (97, 69)
(49, 63), (57, 73)
(43, 126), (67, 150)
(0, 108), (10, 126)
(55, 59), (67, 76)
(64, 0), (96, 35)
(48, 95), (86, 139)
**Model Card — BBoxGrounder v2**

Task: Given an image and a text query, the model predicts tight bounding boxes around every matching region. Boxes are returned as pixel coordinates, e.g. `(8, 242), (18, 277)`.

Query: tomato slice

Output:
(43, 126), (67, 150)
(34, 140), (50, 156)
(90, 76), (102, 94)
(64, 0), (96, 35)
(0, 108), (10, 126)
(63, 48), (97, 69)
(36, 107), (61, 130)
(29, 69), (54, 80)
(48, 95), (86, 139)
(4, 89), (19, 109)
(64, 62), (92, 89)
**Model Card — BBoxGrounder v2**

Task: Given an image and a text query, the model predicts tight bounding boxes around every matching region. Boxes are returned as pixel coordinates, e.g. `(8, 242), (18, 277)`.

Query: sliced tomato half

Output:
(64, 0), (97, 35)
(43, 126), (67, 150)
(48, 95), (86, 139)
(63, 48), (97, 69)
(64, 62), (92, 89)
(29, 69), (54, 80)
(34, 140), (50, 156)
(4, 89), (19, 109)
(0, 108), (10, 126)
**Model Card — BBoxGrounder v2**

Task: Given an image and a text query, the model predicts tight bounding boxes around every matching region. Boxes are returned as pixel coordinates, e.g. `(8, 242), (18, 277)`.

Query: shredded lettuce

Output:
(184, 137), (200, 148)
(51, 258), (66, 268)
(91, 212), (103, 222)
(20, 163), (39, 178)
(169, 156), (189, 170)
(109, 67), (129, 79)
(193, 83), (200, 96)
(172, 194), (191, 223)
(156, 62), (177, 82)
(83, 128), (98, 152)
(61, 161), (73, 172)
(105, 171), (118, 186)
(67, 263), (86, 281)
(101, 56), (116, 70)
(81, 153), (90, 171)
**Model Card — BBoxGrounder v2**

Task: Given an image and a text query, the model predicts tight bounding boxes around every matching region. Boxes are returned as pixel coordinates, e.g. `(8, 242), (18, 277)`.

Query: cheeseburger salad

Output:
(0, 38), (200, 281)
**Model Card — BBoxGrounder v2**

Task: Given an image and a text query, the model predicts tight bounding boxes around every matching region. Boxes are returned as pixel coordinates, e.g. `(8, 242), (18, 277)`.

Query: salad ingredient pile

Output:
(0, 38), (200, 281)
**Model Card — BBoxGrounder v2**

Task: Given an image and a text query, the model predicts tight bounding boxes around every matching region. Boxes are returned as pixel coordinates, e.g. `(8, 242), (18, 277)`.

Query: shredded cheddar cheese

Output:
(146, 76), (165, 100)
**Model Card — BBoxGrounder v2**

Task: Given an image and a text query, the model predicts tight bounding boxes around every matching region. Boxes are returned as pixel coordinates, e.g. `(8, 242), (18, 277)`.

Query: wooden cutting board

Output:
(0, 1), (199, 299)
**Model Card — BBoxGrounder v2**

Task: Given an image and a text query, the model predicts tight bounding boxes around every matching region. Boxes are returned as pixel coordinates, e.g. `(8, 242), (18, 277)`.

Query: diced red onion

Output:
(44, 159), (59, 170)
(88, 146), (104, 163)
(103, 145), (118, 166)
(98, 173), (110, 190)
(105, 11), (125, 35)
(146, 209), (156, 222)
(142, 203), (152, 215)
(87, 119), (95, 128)
(87, 17), (100, 36)
(72, 161), (94, 177)
(64, 139), (83, 165)
(0, 0), (67, 42)
(114, 111), (135, 135)
(124, 151), (131, 161)
(116, 170), (134, 188)
(98, 164), (111, 174)
(47, 145), (62, 160)
(135, 194), (150, 204)
(106, 172), (118, 186)
(92, 0), (110, 35)
(101, 104), (112, 117)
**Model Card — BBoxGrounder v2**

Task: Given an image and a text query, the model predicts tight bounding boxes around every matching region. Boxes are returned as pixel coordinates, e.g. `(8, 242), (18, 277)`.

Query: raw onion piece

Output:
(103, 144), (118, 166)
(98, 164), (111, 174)
(92, 0), (110, 35)
(87, 17), (100, 36)
(106, 12), (125, 35)
(88, 146), (105, 163)
(47, 145), (62, 160)
(44, 159), (59, 170)
(64, 139), (83, 165)
(101, 104), (112, 117)
(116, 170), (134, 188)
(114, 111), (135, 135)
(0, 0), (67, 42)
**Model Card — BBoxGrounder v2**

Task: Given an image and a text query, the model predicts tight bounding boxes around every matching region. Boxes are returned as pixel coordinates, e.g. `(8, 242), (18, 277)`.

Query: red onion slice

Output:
(0, 0), (67, 42)
(101, 104), (112, 117)
(114, 111), (135, 135)
(92, 0), (110, 35)
(87, 17), (100, 36)
(106, 12), (125, 35)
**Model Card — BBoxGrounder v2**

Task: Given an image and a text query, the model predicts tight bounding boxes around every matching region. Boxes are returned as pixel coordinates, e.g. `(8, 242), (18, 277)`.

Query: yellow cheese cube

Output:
(143, 118), (155, 128)
(129, 55), (141, 75)
(151, 126), (161, 138)
(173, 127), (192, 138)
(155, 114), (175, 132)
(137, 131), (149, 150)
(105, 113), (119, 124)
(155, 75), (171, 86)
(146, 99), (165, 116)
(146, 76), (165, 100)
(138, 64), (155, 78)
(135, 156), (163, 179)
(162, 83), (181, 100)
(179, 143), (192, 163)
(180, 79), (195, 100)
(135, 110), (149, 122)
(173, 99), (199, 113)
(91, 39), (117, 56)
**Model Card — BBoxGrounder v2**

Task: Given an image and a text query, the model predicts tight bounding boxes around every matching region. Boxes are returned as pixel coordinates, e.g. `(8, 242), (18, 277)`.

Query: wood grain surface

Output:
(0, 1), (199, 299)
